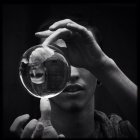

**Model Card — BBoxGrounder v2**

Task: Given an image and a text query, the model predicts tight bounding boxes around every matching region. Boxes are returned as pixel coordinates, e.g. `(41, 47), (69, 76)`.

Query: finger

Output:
(40, 97), (51, 125)
(20, 119), (38, 138)
(42, 126), (58, 138)
(35, 30), (53, 38)
(39, 98), (59, 138)
(42, 28), (72, 47)
(49, 19), (73, 30)
(10, 114), (30, 136)
(31, 122), (44, 138)
(67, 22), (92, 37)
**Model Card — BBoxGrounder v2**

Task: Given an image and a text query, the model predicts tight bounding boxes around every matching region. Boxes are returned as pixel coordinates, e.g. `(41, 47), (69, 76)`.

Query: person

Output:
(10, 18), (137, 138)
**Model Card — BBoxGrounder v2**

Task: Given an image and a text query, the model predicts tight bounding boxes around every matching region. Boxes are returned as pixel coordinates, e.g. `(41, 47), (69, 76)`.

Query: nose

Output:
(69, 66), (79, 82)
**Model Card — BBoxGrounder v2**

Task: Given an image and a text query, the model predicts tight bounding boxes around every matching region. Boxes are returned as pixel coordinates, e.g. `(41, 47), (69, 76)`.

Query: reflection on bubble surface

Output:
(19, 44), (70, 98)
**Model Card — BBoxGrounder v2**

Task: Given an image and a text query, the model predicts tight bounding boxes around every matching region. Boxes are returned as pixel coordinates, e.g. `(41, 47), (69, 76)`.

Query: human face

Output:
(40, 38), (97, 110)
(50, 65), (97, 111)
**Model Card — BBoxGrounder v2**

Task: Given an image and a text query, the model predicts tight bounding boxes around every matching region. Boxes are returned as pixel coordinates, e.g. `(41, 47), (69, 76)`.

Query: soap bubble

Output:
(19, 44), (70, 98)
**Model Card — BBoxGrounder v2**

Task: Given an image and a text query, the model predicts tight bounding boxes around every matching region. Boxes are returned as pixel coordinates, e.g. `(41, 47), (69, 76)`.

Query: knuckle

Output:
(87, 30), (94, 37)
(81, 26), (87, 32)
(65, 19), (72, 23)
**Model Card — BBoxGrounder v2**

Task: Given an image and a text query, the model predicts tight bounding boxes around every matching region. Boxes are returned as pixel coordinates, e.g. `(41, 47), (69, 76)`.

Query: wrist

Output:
(87, 54), (115, 76)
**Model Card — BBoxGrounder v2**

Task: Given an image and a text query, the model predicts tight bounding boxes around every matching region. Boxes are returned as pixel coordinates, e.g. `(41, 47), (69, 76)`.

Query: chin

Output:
(50, 88), (95, 112)
(50, 96), (88, 113)
(65, 102), (85, 112)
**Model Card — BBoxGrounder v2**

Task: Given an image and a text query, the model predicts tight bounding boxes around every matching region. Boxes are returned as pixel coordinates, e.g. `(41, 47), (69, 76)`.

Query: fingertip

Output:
(35, 31), (45, 36)
(35, 32), (43, 38)
(49, 25), (55, 30)
(25, 114), (30, 119)
(35, 30), (53, 38)
(22, 114), (30, 121)
(35, 31), (41, 34)
(10, 114), (30, 131)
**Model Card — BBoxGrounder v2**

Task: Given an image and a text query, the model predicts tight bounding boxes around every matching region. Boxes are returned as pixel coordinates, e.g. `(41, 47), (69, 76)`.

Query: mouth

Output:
(63, 84), (85, 94)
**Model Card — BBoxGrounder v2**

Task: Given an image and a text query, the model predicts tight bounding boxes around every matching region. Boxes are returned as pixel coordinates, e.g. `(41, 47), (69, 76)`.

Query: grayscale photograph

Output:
(2, 2), (137, 138)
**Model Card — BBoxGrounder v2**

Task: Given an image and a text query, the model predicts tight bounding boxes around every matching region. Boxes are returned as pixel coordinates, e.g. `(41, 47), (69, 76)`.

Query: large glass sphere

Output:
(19, 44), (70, 98)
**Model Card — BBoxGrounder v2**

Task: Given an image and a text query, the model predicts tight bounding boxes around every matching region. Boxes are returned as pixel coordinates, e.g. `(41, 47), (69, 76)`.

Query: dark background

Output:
(2, 3), (137, 138)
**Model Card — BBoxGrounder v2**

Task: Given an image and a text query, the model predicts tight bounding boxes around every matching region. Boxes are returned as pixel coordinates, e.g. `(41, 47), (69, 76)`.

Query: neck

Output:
(50, 98), (95, 138)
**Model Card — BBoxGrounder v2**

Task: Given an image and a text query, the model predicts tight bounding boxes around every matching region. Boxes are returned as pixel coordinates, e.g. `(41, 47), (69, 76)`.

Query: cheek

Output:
(50, 68), (97, 108)
(79, 68), (97, 84)
(79, 68), (97, 94)
(86, 77), (97, 96)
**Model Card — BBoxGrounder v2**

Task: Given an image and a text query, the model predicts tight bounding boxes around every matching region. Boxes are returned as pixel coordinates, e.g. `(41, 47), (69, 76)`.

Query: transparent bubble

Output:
(19, 44), (70, 98)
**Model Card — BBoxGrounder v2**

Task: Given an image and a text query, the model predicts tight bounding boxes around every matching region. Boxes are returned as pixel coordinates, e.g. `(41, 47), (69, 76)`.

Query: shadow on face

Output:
(40, 38), (97, 110)
(50, 65), (97, 111)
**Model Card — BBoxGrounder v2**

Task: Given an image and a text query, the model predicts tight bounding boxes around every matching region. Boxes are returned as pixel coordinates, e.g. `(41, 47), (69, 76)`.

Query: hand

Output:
(35, 19), (107, 71)
(10, 98), (65, 138)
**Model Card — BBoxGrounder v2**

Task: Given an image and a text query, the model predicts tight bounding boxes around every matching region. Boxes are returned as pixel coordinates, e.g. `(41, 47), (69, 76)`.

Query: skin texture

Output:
(10, 19), (137, 138)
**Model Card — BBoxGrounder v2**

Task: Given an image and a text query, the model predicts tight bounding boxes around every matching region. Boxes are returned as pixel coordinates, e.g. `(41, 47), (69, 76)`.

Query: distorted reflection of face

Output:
(29, 64), (45, 84)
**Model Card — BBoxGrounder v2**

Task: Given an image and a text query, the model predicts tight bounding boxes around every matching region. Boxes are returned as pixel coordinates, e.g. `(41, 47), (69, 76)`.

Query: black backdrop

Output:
(2, 3), (137, 138)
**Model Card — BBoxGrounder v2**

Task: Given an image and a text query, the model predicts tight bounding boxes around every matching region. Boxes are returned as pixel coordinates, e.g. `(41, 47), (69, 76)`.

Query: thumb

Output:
(40, 97), (51, 126)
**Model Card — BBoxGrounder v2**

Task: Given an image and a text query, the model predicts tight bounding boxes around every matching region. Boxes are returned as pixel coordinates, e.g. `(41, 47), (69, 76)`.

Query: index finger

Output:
(40, 97), (51, 124)
(49, 19), (73, 30)
(42, 28), (72, 47)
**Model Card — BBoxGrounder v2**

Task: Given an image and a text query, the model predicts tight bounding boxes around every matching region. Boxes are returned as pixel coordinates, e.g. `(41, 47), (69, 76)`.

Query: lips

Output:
(63, 84), (84, 93)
